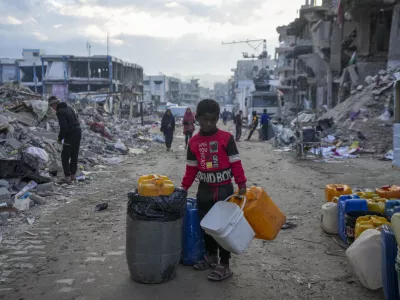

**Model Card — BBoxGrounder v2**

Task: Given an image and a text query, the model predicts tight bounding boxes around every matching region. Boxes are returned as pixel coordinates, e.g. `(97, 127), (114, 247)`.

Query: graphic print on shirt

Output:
(212, 155), (219, 168)
(198, 142), (208, 169)
(209, 141), (218, 153)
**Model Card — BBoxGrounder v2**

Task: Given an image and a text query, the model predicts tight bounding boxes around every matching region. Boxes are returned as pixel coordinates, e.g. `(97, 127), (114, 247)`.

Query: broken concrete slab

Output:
(35, 182), (54, 193)
(348, 65), (359, 86)
(2, 110), (37, 127)
(0, 180), (10, 189)
(6, 138), (22, 150)
(91, 145), (103, 154)
(30, 131), (58, 141)
(0, 187), (11, 205)
(29, 194), (46, 205)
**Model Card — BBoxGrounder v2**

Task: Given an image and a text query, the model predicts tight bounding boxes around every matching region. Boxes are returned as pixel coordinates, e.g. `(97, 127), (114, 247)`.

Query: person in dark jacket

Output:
(234, 110), (243, 142)
(246, 111), (259, 141)
(160, 109), (175, 151)
(49, 96), (81, 184)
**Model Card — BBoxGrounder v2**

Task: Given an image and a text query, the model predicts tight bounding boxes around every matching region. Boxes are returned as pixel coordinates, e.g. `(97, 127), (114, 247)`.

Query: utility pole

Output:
(107, 31), (110, 56)
(87, 40), (91, 56)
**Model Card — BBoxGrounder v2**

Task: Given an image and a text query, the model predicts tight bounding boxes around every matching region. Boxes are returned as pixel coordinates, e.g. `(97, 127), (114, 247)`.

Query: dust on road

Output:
(1, 129), (395, 300)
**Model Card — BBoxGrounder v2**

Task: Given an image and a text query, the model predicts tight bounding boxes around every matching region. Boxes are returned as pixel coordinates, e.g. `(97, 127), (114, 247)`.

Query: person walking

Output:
(181, 99), (247, 281)
(160, 109), (175, 151)
(260, 109), (270, 141)
(48, 96), (81, 184)
(222, 109), (229, 125)
(246, 111), (259, 141)
(183, 108), (195, 149)
(234, 110), (243, 142)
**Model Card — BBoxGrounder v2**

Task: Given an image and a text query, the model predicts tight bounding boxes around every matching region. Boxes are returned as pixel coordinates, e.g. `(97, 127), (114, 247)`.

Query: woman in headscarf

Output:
(160, 109), (175, 151)
(183, 107), (195, 149)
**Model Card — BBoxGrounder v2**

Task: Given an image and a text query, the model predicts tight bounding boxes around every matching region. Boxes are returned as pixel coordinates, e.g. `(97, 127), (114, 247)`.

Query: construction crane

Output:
(222, 39), (268, 66)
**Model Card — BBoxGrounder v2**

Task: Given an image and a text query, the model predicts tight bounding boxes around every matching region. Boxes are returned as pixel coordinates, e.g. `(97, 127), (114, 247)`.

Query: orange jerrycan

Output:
(325, 184), (352, 202)
(230, 186), (286, 240)
(355, 215), (390, 239)
(137, 174), (175, 197)
(376, 186), (400, 199)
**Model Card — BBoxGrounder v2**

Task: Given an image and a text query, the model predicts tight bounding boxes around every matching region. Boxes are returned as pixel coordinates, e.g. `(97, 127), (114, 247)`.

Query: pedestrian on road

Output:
(181, 99), (247, 282)
(246, 111), (259, 141)
(49, 96), (81, 184)
(221, 109), (229, 125)
(234, 110), (243, 142)
(260, 109), (270, 141)
(183, 107), (195, 149)
(160, 109), (175, 151)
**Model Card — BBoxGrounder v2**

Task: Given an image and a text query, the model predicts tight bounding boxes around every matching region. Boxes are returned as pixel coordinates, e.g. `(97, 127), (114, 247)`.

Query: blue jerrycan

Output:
(181, 198), (205, 266)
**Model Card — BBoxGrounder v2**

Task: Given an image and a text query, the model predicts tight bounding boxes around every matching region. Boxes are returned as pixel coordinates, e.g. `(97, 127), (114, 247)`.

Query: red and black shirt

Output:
(181, 129), (247, 190)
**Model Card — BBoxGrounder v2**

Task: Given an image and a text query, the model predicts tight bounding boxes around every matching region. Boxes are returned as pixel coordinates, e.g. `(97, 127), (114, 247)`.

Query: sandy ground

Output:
(0, 124), (397, 300)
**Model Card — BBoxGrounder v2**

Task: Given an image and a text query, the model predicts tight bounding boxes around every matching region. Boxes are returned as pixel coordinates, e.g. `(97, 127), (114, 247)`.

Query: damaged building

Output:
(0, 49), (47, 94)
(41, 55), (143, 100)
(276, 0), (400, 115)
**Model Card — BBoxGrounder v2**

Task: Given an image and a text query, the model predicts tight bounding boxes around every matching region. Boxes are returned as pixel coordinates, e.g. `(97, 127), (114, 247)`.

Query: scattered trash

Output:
(152, 135), (165, 143)
(27, 217), (35, 225)
(24, 231), (38, 236)
(114, 139), (127, 152)
(129, 148), (146, 155)
(103, 157), (123, 165)
(76, 175), (86, 182)
(95, 203), (108, 211)
(14, 181), (37, 199)
(13, 197), (30, 211)
(281, 222), (297, 230)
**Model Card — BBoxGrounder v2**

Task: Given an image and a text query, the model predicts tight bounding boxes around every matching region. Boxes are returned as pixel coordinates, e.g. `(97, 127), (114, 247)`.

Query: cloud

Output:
(0, 0), (305, 75)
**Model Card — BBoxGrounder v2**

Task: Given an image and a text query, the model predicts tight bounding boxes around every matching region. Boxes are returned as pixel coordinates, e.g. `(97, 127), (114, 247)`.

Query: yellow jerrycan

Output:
(325, 184), (352, 202)
(230, 186), (286, 240)
(137, 174), (175, 197)
(355, 215), (390, 239)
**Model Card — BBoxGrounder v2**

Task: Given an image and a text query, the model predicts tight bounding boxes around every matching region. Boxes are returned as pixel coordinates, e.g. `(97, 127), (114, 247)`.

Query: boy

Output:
(181, 99), (247, 282)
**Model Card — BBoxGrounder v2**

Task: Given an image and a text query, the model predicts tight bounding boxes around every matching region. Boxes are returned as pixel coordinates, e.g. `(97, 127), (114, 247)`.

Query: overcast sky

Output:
(0, 0), (305, 77)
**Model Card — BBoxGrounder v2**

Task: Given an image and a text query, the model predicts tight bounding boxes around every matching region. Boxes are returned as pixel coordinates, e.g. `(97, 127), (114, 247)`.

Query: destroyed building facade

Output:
(275, 0), (400, 114)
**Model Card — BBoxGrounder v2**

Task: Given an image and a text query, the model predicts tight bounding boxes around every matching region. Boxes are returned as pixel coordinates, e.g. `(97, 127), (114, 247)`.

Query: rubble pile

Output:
(320, 69), (396, 154)
(0, 82), (162, 220)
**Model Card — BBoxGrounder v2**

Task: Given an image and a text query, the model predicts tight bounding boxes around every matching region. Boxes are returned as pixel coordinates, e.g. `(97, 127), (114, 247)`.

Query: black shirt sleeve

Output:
(226, 135), (239, 156)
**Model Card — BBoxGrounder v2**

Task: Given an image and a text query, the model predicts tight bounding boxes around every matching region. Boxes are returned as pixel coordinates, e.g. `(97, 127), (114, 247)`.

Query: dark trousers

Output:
(247, 126), (257, 140)
(235, 125), (242, 141)
(197, 182), (234, 264)
(262, 123), (269, 140)
(61, 130), (81, 177)
(164, 129), (174, 149)
(185, 131), (193, 146)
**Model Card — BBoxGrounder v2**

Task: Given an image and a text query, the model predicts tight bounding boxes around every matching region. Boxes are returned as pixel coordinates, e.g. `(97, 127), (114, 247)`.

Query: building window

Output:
(33, 52), (39, 57)
(155, 84), (161, 91)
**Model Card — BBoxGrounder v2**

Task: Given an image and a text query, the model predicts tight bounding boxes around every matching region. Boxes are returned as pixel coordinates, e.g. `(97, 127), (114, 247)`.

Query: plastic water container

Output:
(355, 215), (390, 239)
(137, 174), (175, 196)
(392, 213), (400, 245)
(385, 200), (400, 220)
(381, 225), (399, 300)
(200, 200), (255, 254)
(325, 184), (352, 202)
(357, 191), (379, 199)
(229, 187), (286, 240)
(181, 198), (205, 266)
(367, 198), (387, 214)
(376, 186), (400, 199)
(337, 195), (363, 242)
(321, 202), (338, 234)
(346, 229), (382, 290)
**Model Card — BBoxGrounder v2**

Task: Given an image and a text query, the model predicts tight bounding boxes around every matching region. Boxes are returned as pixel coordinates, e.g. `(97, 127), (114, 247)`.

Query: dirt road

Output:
(1, 128), (396, 300)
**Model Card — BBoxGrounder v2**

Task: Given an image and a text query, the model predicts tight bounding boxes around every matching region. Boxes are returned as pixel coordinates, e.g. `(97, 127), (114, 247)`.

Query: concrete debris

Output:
(320, 67), (398, 155)
(0, 82), (160, 225)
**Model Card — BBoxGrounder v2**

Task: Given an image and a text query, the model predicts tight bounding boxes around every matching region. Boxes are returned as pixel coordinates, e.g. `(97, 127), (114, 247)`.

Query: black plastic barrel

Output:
(126, 189), (187, 284)
(345, 211), (383, 244)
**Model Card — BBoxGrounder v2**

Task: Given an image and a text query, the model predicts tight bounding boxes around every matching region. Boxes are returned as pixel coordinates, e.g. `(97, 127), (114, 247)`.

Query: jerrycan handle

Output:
(223, 194), (246, 210)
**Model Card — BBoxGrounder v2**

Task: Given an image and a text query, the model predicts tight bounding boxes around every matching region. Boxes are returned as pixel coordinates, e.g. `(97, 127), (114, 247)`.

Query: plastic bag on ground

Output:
(103, 157), (123, 165)
(127, 188), (188, 222)
(14, 197), (31, 211)
(114, 139), (127, 152)
(24, 100), (49, 121)
(378, 109), (391, 121)
(152, 135), (165, 143)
